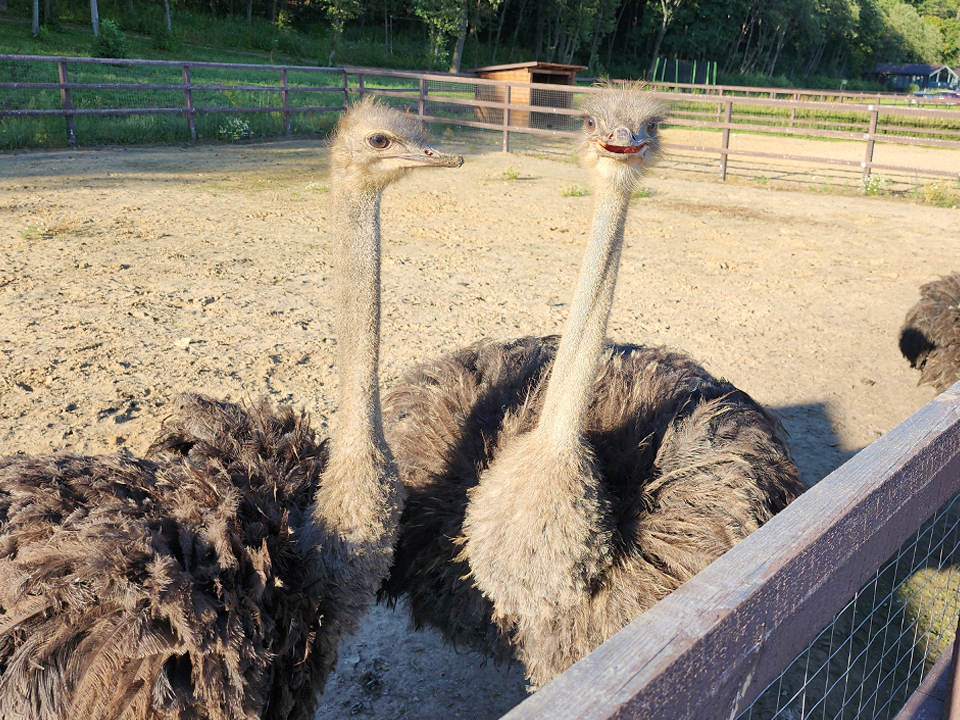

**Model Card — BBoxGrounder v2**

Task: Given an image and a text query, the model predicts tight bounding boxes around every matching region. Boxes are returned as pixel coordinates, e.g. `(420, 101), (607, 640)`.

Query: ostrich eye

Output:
(367, 134), (391, 149)
(584, 117), (595, 129)
(646, 121), (660, 134)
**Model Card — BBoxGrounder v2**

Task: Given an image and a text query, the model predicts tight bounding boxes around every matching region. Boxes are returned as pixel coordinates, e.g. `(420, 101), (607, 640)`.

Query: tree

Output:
(648, 0), (687, 76)
(90, 0), (100, 36)
(32, 0), (39, 35)
(322, 0), (363, 40)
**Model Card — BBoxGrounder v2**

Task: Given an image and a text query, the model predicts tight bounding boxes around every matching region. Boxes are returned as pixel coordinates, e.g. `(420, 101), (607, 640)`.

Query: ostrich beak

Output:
(597, 126), (649, 155)
(392, 146), (464, 169)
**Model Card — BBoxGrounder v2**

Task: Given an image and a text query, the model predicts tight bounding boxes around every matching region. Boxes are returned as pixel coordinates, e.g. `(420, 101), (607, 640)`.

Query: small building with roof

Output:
(470, 61), (586, 131)
(871, 63), (959, 91)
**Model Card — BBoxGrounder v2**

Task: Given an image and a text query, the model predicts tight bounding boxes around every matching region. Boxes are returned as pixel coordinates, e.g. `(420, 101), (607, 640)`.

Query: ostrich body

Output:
(0, 99), (462, 720)
(899, 273), (960, 392)
(380, 85), (804, 689)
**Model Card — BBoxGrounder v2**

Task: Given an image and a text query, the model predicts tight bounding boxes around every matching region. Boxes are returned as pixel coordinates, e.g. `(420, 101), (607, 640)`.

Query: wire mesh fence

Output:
(737, 492), (960, 720)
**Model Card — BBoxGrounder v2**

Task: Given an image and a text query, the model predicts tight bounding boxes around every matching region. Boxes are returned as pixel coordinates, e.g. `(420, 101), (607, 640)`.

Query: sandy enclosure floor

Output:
(1, 132), (958, 718)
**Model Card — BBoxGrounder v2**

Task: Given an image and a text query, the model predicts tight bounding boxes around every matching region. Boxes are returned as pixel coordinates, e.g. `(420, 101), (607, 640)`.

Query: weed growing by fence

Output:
(862, 175), (891, 196)
(916, 182), (960, 208)
(217, 116), (253, 142)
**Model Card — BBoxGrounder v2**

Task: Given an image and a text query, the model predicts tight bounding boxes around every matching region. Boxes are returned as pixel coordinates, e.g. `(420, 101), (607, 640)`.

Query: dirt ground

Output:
(1, 128), (958, 719)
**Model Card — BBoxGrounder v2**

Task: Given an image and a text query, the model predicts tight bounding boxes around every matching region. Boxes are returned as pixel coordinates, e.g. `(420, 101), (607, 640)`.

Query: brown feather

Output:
(900, 273), (960, 392)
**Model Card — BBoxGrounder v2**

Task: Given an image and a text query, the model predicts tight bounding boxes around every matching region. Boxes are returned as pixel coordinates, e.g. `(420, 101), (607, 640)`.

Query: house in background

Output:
(871, 63), (959, 91)
(470, 62), (585, 131)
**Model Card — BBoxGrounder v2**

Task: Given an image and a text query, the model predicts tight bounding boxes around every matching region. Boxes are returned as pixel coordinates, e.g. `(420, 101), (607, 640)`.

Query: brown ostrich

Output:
(0, 99), (462, 720)
(379, 84), (805, 689)
(899, 273), (960, 392)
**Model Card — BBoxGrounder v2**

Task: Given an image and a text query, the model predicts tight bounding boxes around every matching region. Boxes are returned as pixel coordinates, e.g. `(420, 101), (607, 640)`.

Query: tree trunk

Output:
(1, 0), (9, 14)
(586, 0), (606, 72)
(90, 0), (99, 36)
(246, 0), (252, 25)
(508, 0), (528, 60)
(43, 0), (52, 25)
(32, 0), (39, 35)
(449, 0), (468, 73)
(647, 20), (666, 77)
(491, 0), (510, 65)
(535, 3), (544, 60)
(127, 0), (133, 14)
(164, 0), (172, 30)
(209, 0), (215, 19)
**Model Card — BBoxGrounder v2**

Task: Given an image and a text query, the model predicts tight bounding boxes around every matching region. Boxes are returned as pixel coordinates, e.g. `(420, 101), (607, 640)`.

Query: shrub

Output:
(218, 116), (253, 142)
(93, 19), (129, 59)
(917, 182), (959, 208)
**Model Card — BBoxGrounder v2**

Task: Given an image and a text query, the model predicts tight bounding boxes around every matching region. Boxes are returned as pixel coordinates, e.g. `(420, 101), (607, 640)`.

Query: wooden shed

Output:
(471, 61), (586, 130)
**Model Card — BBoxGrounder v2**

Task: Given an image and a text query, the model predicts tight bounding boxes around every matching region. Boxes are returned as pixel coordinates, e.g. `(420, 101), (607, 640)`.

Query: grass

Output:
(501, 165), (520, 180)
(915, 181), (960, 208)
(560, 183), (589, 196)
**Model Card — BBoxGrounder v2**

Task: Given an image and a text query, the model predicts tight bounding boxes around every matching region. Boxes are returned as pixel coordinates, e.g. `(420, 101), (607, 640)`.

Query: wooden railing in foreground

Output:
(502, 384), (960, 720)
(3, 55), (959, 184)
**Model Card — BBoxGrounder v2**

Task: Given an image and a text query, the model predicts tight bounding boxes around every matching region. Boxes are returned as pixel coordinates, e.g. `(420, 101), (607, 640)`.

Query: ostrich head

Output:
(578, 83), (667, 192)
(329, 98), (463, 190)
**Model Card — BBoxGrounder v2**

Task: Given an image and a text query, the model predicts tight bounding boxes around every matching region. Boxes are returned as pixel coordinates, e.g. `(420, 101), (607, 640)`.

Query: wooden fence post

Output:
(719, 99), (732, 181)
(502, 85), (511, 153)
(57, 60), (75, 147)
(281, 68), (290, 136)
(182, 65), (196, 142)
(418, 76), (426, 122)
(945, 610), (960, 719)
(342, 68), (348, 109)
(863, 104), (878, 181)
(358, 73), (365, 100)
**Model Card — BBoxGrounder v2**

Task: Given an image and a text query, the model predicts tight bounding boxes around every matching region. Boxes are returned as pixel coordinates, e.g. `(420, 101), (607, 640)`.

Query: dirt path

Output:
(1, 132), (957, 718)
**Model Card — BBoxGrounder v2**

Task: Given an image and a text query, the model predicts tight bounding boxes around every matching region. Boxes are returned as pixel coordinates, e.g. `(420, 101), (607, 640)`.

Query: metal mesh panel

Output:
(737, 493), (960, 720)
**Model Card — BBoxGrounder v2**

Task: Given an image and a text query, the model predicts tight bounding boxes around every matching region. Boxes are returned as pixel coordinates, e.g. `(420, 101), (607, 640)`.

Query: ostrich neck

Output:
(313, 174), (396, 539)
(537, 182), (631, 451)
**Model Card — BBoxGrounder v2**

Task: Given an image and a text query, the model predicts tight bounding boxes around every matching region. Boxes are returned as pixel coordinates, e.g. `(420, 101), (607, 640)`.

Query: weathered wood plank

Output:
(503, 384), (960, 720)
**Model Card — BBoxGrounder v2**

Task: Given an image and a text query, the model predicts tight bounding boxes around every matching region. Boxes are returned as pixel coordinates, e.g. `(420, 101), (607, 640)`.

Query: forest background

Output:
(1, 0), (959, 94)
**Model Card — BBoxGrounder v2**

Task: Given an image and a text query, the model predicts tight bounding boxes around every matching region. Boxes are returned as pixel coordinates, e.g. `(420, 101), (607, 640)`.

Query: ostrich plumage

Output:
(379, 84), (805, 689)
(0, 99), (462, 719)
(899, 273), (960, 393)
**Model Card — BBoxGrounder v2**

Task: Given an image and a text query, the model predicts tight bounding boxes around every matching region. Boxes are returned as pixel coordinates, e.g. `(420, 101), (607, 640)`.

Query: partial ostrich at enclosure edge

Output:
(379, 83), (806, 689)
(0, 99), (462, 720)
(899, 273), (960, 393)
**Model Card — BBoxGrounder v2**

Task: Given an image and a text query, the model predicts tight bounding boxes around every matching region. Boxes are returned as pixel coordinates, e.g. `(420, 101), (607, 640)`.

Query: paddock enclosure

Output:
(1, 118), (959, 717)
(3, 55), (960, 192)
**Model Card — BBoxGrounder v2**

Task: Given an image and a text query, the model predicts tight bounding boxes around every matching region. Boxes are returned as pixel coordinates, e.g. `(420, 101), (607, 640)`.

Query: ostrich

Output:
(899, 273), (960, 392)
(379, 84), (805, 689)
(0, 99), (462, 720)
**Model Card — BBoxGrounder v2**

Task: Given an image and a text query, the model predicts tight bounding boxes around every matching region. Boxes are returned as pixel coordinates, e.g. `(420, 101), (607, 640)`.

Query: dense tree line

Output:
(16, 0), (960, 80)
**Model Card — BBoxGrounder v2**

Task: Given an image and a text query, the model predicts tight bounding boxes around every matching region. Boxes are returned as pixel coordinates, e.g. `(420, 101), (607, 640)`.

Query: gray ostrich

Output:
(899, 273), (960, 392)
(0, 99), (462, 720)
(379, 84), (804, 689)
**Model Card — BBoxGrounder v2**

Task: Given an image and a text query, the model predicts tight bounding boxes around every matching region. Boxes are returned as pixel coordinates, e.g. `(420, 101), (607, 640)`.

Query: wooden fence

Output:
(504, 383), (960, 720)
(2, 55), (959, 184)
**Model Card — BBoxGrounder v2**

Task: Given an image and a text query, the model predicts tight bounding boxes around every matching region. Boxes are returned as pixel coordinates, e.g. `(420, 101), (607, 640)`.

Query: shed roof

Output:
(874, 63), (956, 76)
(470, 61), (587, 74)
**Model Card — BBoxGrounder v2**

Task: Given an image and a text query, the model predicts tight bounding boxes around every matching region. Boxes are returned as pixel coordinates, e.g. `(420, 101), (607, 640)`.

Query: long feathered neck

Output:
(537, 180), (630, 451)
(313, 169), (399, 546)
(461, 172), (632, 622)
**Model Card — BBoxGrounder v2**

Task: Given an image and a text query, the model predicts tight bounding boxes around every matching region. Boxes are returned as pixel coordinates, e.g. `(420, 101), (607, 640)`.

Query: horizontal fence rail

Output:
(2, 55), (959, 186)
(503, 383), (960, 720)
